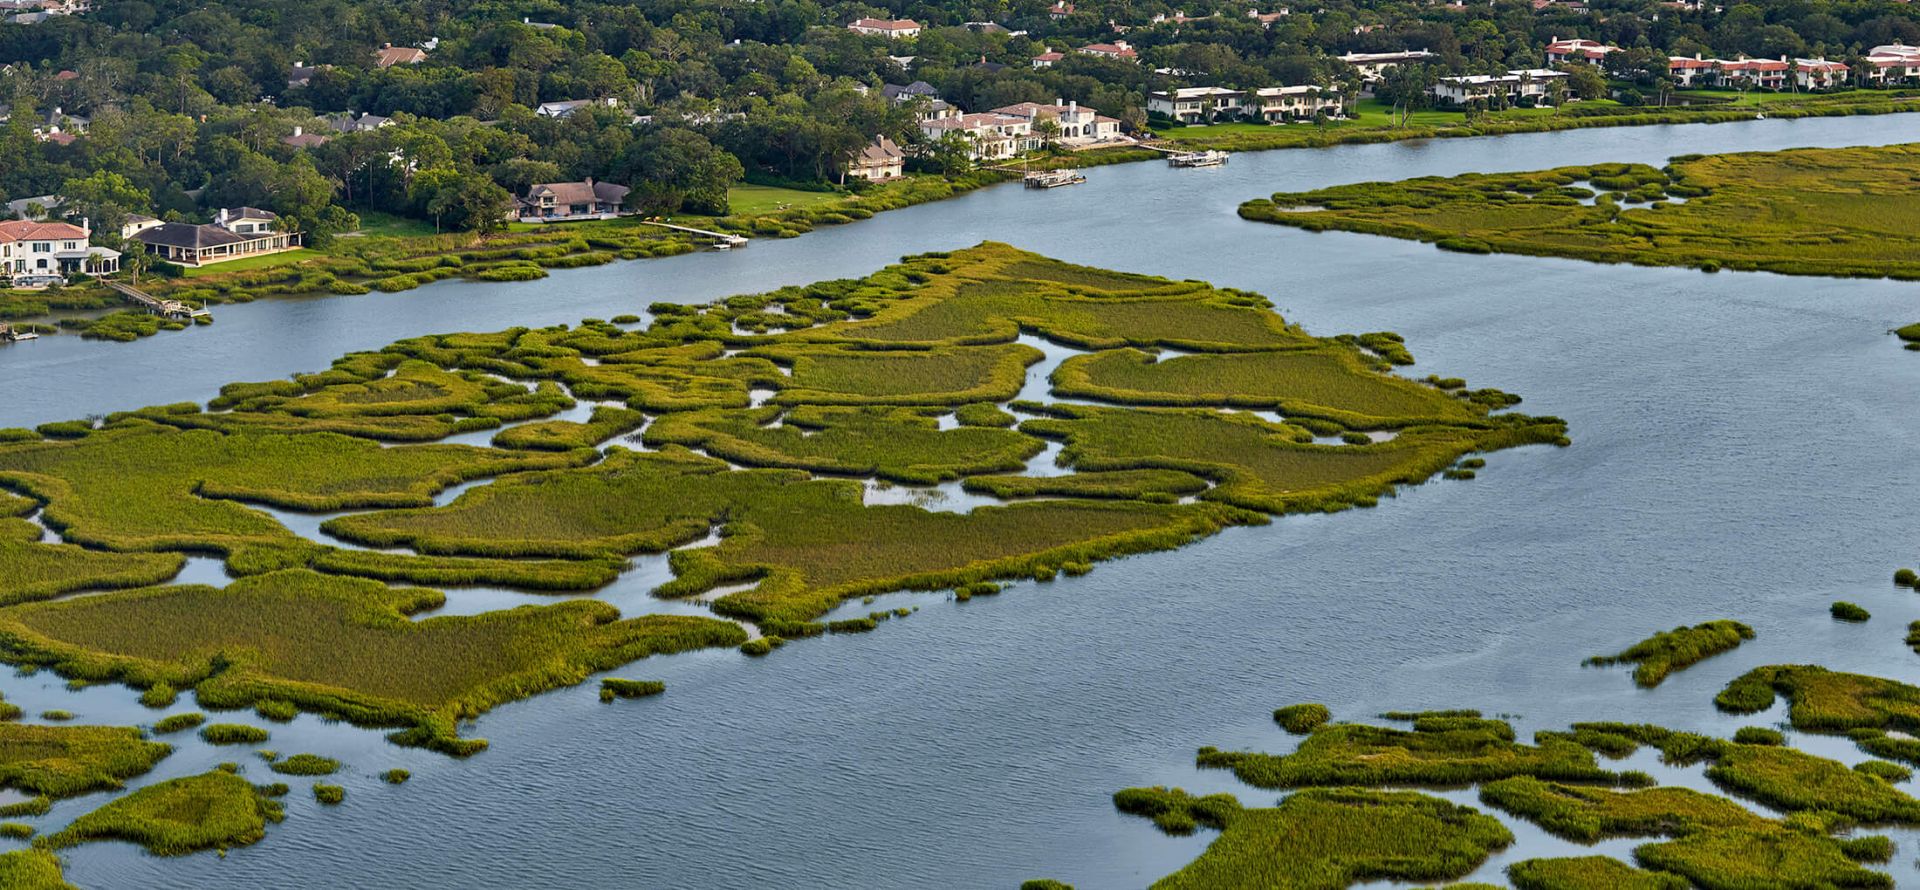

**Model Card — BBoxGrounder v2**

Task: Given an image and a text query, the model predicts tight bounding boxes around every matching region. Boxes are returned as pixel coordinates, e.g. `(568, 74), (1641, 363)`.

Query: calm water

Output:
(7, 114), (1920, 888)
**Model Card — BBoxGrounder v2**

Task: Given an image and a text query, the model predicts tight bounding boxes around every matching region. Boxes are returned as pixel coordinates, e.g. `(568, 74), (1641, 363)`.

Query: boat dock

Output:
(106, 281), (209, 320)
(0, 322), (37, 342)
(639, 221), (750, 249)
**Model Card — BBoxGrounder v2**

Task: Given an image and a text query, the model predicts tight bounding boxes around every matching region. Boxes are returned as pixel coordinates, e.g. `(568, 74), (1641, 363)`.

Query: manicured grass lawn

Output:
(722, 184), (847, 216)
(1672, 88), (1881, 106)
(179, 249), (316, 277)
(1156, 99), (1617, 142)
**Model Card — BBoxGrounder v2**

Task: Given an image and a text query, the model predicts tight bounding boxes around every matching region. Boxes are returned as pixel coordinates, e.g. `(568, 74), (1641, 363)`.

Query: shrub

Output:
(1274, 703), (1331, 734)
(1895, 568), (1916, 587)
(1830, 601), (1871, 622)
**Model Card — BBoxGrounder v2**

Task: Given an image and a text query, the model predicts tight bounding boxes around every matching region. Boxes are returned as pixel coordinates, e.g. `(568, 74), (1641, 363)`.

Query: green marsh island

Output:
(0, 243), (1565, 882)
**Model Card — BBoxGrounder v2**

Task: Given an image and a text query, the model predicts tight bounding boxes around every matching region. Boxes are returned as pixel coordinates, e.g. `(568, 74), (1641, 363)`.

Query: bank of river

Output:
(11, 114), (1920, 887)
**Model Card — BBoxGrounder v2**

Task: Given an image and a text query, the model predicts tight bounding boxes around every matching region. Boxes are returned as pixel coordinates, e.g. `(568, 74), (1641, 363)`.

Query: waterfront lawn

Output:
(179, 250), (317, 278)
(720, 184), (846, 216)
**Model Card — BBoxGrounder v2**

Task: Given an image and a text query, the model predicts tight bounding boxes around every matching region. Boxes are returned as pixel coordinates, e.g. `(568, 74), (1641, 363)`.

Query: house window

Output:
(33, 243), (49, 252)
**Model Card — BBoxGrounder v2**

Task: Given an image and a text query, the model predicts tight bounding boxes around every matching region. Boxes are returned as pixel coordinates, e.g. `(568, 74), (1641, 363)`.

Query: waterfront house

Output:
(919, 113), (1031, 161)
(1431, 69), (1568, 105)
(1147, 86), (1245, 122)
(1793, 58), (1850, 90)
(130, 208), (300, 267)
(847, 18), (921, 38)
(0, 219), (117, 286)
(989, 100), (1120, 144)
(515, 179), (632, 222)
(1865, 45), (1920, 83)
(847, 136), (905, 182)
(1250, 85), (1344, 121)
(1665, 54), (1831, 90)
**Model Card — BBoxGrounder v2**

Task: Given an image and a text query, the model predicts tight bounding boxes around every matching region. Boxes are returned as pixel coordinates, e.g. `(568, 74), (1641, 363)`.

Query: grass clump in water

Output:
(267, 753), (340, 776)
(1114, 785), (1512, 889)
(1274, 703), (1331, 734)
(1830, 601), (1870, 622)
(1584, 620), (1753, 687)
(1197, 714), (1621, 789)
(598, 678), (665, 702)
(1508, 856), (1689, 890)
(382, 769), (410, 784)
(151, 713), (204, 734)
(199, 724), (270, 745)
(42, 770), (284, 855)
(312, 783), (344, 805)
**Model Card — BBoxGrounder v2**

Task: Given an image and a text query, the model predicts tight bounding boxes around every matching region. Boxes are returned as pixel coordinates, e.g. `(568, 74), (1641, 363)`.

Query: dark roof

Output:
(521, 180), (631, 205)
(132, 223), (244, 250)
(882, 81), (940, 100)
(223, 206), (279, 221)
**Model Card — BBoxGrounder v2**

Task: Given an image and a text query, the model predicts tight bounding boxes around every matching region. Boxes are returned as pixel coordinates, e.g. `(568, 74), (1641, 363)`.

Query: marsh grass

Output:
(43, 770), (283, 855)
(312, 783), (344, 804)
(0, 848), (70, 889)
(0, 723), (170, 798)
(267, 753), (340, 776)
(1508, 856), (1691, 890)
(1200, 717), (1618, 789)
(1274, 704), (1331, 734)
(1115, 785), (1511, 889)
(1831, 601), (1871, 622)
(199, 724), (270, 745)
(598, 678), (665, 701)
(1585, 620), (1754, 688)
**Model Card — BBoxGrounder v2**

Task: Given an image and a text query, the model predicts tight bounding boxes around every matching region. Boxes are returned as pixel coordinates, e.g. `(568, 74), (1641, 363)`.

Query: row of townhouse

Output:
(1667, 55), (1849, 90)
(1146, 85), (1346, 123)
(1431, 68), (1568, 105)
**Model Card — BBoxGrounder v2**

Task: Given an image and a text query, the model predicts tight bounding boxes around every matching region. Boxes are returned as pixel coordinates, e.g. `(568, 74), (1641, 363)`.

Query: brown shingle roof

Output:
(522, 180), (630, 206)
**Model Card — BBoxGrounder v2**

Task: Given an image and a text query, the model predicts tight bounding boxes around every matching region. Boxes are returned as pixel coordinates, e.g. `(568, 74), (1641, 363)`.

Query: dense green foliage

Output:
(1274, 703), (1331, 734)
(1584, 620), (1753, 688)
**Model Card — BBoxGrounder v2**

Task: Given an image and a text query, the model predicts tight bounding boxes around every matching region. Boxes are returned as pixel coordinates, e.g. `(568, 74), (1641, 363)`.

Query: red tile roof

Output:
(0, 220), (87, 243)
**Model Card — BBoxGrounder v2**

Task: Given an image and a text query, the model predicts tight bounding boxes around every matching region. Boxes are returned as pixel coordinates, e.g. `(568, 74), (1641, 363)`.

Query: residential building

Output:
(282, 126), (331, 149)
(883, 82), (956, 120)
(515, 179), (632, 222)
(846, 136), (905, 182)
(1078, 41), (1137, 62)
(536, 98), (618, 118)
(1031, 50), (1065, 68)
(1338, 50), (1436, 82)
(1544, 36), (1619, 64)
(1249, 9), (1289, 27)
(1665, 55), (1717, 87)
(288, 62), (328, 89)
(119, 215), (162, 240)
(847, 18), (921, 38)
(1718, 57), (1789, 89)
(1794, 58), (1850, 90)
(5, 196), (62, 220)
(130, 208), (300, 267)
(1864, 45), (1920, 83)
(919, 113), (1031, 161)
(1147, 86), (1245, 122)
(989, 99), (1122, 143)
(374, 44), (428, 68)
(0, 219), (117, 286)
(0, 0), (87, 25)
(1250, 85), (1345, 121)
(1432, 68), (1568, 104)
(1047, 1), (1075, 18)
(326, 112), (393, 134)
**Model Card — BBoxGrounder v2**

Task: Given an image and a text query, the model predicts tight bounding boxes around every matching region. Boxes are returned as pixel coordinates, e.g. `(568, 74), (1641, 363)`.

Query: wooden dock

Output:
(106, 281), (209, 320)
(639, 221), (749, 249)
(0, 322), (37, 342)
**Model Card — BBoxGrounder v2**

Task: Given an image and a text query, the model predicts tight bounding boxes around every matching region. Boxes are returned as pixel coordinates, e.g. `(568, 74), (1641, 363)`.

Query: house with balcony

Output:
(919, 113), (1031, 161)
(514, 179), (632, 222)
(1866, 45), (1920, 83)
(989, 100), (1121, 144)
(1251, 85), (1345, 121)
(1078, 41), (1138, 62)
(0, 219), (118, 286)
(130, 208), (301, 267)
(1431, 69), (1568, 105)
(1793, 58), (1850, 90)
(1147, 86), (1246, 122)
(846, 136), (905, 182)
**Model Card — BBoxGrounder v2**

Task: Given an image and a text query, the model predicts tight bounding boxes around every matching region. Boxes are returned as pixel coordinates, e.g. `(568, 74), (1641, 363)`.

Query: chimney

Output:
(292, 125), (302, 137)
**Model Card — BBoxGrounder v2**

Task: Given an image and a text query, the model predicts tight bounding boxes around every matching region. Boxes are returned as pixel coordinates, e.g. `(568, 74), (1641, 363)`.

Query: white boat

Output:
(1024, 168), (1087, 189)
(1169, 150), (1229, 168)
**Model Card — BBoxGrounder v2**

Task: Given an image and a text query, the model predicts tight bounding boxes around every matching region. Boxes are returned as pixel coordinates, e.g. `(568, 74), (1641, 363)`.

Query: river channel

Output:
(7, 114), (1920, 888)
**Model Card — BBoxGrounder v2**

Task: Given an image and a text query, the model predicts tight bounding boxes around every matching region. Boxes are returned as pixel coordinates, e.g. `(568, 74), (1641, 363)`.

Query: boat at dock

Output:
(1168, 150), (1229, 168)
(1024, 169), (1087, 189)
(0, 322), (38, 342)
